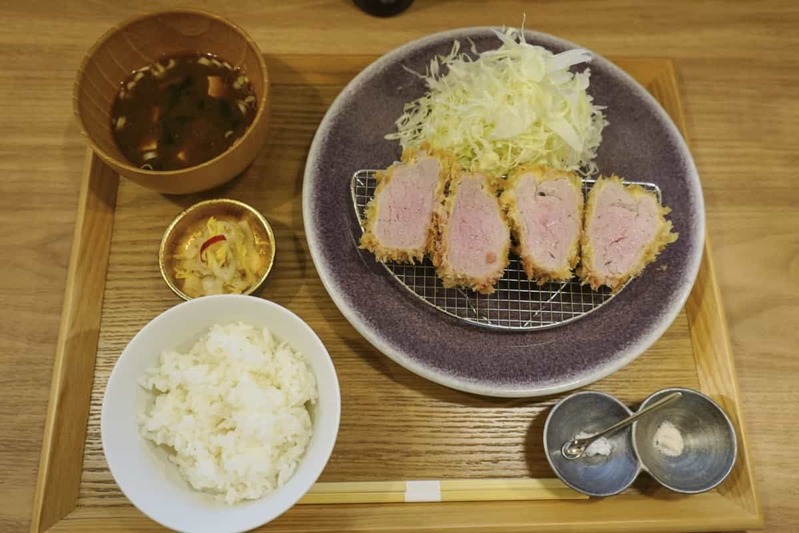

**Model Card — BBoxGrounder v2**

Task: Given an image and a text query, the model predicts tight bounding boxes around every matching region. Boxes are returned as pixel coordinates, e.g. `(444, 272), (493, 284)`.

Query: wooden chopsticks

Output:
(298, 478), (587, 504)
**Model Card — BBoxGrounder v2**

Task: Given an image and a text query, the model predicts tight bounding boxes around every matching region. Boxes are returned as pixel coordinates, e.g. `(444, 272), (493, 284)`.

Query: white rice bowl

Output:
(139, 322), (318, 504)
(101, 295), (340, 533)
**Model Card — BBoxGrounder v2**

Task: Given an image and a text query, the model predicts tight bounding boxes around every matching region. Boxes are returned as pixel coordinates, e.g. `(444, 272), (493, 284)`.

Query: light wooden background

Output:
(1, 1), (797, 531)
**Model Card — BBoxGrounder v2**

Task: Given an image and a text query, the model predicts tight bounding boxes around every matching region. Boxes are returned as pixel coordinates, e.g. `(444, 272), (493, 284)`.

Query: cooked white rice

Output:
(139, 322), (317, 504)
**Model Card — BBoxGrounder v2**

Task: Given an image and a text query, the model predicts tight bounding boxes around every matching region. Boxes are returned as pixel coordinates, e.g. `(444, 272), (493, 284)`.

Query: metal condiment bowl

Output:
(632, 387), (737, 494)
(543, 391), (641, 497)
(159, 198), (275, 300)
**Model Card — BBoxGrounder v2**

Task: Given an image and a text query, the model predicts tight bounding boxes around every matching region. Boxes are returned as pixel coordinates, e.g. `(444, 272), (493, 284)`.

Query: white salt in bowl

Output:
(543, 391), (641, 497)
(632, 387), (737, 493)
(101, 295), (341, 533)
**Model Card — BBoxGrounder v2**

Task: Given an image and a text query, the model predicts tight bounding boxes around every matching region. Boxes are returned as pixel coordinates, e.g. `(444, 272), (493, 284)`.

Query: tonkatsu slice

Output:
(579, 175), (678, 291)
(433, 172), (510, 294)
(360, 150), (449, 263)
(500, 166), (583, 284)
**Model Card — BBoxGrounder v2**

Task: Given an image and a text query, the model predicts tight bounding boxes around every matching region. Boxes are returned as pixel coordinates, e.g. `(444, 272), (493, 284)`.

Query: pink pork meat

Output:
(500, 166), (584, 284)
(360, 152), (448, 263)
(433, 172), (510, 294)
(579, 175), (678, 291)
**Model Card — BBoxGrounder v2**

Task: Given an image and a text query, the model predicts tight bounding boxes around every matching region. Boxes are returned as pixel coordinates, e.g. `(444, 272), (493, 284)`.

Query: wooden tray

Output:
(32, 55), (763, 532)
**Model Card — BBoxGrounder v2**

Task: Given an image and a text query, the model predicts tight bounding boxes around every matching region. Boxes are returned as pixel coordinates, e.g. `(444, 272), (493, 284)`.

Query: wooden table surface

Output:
(1, 1), (796, 531)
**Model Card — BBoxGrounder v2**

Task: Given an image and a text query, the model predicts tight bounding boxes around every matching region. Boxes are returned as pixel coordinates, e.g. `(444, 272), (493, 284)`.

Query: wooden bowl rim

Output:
(72, 8), (270, 177)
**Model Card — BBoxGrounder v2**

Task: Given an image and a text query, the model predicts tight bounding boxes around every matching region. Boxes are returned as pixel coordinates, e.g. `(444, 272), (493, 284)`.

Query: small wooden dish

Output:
(159, 199), (276, 300)
(73, 9), (270, 194)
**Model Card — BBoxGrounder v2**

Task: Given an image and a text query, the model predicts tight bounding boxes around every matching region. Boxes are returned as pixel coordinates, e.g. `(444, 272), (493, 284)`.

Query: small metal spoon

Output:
(560, 391), (682, 460)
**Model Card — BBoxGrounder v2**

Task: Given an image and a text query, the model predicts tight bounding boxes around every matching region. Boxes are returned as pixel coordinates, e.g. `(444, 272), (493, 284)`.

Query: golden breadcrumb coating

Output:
(359, 145), (454, 263)
(499, 166), (584, 285)
(432, 172), (510, 295)
(578, 175), (678, 292)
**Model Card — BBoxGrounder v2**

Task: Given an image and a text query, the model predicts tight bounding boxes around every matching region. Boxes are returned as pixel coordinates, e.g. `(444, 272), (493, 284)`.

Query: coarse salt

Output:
(654, 420), (684, 457)
(575, 431), (613, 457)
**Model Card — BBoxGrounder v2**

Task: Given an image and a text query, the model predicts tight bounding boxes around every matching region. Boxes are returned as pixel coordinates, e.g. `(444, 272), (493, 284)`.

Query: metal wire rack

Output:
(351, 169), (661, 331)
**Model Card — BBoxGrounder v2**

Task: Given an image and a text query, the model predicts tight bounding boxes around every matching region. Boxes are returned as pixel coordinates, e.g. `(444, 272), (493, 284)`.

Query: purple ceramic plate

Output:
(303, 28), (704, 397)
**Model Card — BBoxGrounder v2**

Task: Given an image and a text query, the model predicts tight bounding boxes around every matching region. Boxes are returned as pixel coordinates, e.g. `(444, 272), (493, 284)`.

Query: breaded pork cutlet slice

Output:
(579, 175), (678, 291)
(432, 171), (511, 294)
(359, 149), (450, 263)
(500, 166), (584, 284)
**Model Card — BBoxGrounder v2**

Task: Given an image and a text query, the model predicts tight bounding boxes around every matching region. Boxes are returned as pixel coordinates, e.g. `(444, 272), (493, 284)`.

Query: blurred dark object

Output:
(354, 0), (414, 17)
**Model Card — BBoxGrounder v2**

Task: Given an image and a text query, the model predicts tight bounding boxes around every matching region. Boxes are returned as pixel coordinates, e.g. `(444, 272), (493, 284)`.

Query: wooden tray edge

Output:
(50, 492), (762, 533)
(31, 149), (119, 533)
(663, 58), (763, 526)
(686, 243), (763, 523)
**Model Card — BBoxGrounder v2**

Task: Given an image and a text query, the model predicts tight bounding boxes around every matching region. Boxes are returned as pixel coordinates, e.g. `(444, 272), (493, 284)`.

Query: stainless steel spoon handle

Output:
(562, 391), (682, 460)
(592, 391), (682, 441)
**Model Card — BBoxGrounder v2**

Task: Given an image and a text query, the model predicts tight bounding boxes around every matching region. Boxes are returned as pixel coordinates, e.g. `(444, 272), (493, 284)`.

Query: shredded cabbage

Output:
(385, 27), (607, 176)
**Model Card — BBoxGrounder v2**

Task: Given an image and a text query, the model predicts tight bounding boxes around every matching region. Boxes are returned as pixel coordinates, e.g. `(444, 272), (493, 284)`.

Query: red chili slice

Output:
(200, 234), (227, 261)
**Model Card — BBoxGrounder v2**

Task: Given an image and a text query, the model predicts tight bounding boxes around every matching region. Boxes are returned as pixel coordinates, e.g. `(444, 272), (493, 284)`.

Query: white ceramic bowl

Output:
(101, 295), (340, 533)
